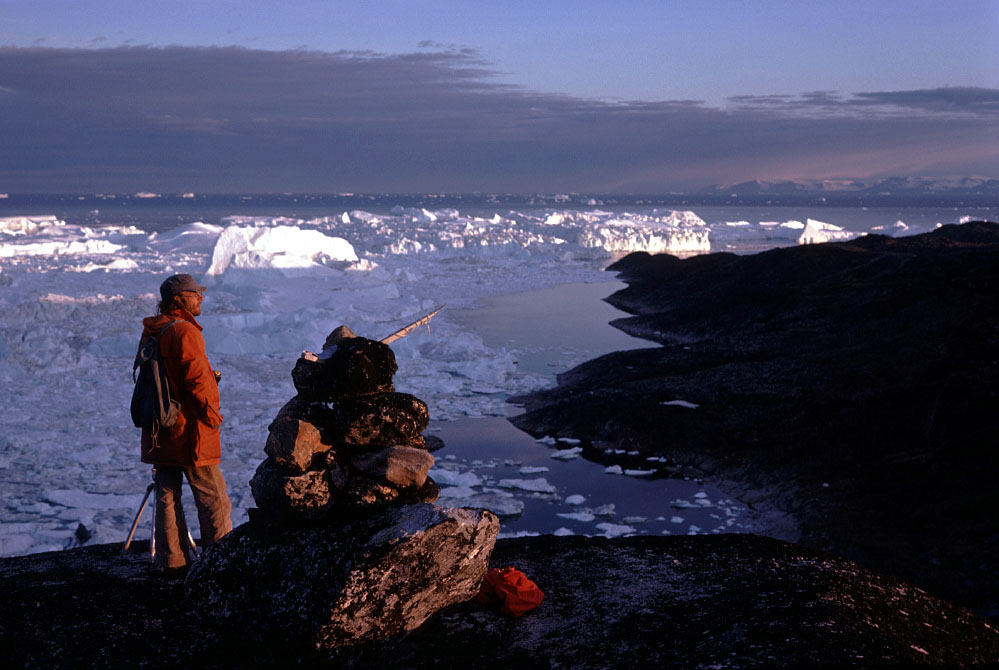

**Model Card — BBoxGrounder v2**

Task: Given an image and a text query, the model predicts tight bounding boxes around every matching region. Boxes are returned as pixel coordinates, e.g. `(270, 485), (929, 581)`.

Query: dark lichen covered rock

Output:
(5, 534), (999, 668)
(341, 474), (441, 511)
(510, 221), (999, 615)
(185, 503), (499, 650)
(292, 336), (397, 401)
(334, 392), (430, 448)
(248, 459), (332, 520)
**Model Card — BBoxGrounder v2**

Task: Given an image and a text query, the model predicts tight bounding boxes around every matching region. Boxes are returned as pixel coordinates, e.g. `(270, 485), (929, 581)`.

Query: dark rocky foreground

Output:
(3, 534), (998, 668)
(511, 221), (999, 616)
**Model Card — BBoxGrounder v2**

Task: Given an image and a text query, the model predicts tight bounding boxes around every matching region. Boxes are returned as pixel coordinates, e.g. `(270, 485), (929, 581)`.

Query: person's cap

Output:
(160, 274), (207, 301)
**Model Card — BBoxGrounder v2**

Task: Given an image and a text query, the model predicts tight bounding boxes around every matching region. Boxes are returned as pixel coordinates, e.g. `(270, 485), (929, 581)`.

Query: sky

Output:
(1, 0), (997, 193)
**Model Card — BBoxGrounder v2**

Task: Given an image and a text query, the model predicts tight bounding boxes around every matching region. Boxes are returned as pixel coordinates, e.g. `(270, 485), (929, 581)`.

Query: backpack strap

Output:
(133, 320), (181, 380)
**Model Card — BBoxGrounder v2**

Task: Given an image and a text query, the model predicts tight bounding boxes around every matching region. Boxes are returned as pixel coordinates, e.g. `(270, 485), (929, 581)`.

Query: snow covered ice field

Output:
(0, 204), (982, 554)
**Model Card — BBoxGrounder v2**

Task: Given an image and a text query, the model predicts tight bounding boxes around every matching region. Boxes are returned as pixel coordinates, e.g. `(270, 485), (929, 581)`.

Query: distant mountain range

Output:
(704, 177), (999, 196)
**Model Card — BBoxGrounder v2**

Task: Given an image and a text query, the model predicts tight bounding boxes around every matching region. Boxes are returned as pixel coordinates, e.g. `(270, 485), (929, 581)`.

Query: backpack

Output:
(130, 320), (181, 436)
(476, 566), (545, 617)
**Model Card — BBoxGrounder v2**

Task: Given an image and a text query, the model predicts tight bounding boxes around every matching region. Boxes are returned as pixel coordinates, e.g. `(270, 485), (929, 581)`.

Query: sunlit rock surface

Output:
(186, 503), (499, 649)
(334, 392), (430, 448)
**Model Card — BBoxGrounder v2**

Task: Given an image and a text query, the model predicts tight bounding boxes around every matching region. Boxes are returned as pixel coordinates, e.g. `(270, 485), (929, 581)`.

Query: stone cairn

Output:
(187, 326), (499, 652)
(250, 325), (440, 520)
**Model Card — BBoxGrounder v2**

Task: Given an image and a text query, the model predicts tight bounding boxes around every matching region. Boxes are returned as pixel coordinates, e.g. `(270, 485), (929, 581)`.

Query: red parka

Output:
(139, 309), (222, 467)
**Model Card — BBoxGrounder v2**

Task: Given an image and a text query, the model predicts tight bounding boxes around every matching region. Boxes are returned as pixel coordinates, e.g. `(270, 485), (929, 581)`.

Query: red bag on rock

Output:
(476, 566), (544, 617)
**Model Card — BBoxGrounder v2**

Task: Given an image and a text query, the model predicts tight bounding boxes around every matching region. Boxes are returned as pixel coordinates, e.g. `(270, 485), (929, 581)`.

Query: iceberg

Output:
(205, 224), (358, 280)
(798, 218), (859, 245)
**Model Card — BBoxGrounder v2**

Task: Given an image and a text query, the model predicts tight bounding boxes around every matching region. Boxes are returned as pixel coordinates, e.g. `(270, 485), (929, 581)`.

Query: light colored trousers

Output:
(153, 464), (233, 569)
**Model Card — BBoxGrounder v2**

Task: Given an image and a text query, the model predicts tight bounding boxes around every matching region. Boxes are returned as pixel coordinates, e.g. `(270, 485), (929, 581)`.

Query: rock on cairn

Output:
(186, 326), (499, 650)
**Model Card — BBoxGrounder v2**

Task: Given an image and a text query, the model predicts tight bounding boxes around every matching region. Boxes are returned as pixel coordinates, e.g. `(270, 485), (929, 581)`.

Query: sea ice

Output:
(519, 466), (550, 474)
(0, 203), (782, 556)
(624, 469), (655, 476)
(551, 447), (583, 460)
(42, 489), (145, 510)
(557, 511), (596, 522)
(496, 478), (557, 493)
(428, 468), (482, 487)
(564, 494), (586, 505)
(660, 400), (699, 409)
(605, 465), (623, 474)
(595, 522), (636, 538)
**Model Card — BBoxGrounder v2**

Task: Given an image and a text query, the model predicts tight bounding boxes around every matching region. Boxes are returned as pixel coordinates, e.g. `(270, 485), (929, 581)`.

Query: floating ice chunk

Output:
(605, 465), (623, 475)
(205, 225), (358, 280)
(551, 447), (582, 460)
(0, 215), (64, 236)
(564, 494), (586, 505)
(671, 499), (697, 509)
(798, 218), (858, 245)
(623, 516), (647, 524)
(694, 492), (708, 498)
(147, 222), (223, 255)
(557, 511), (596, 522)
(687, 525), (702, 534)
(518, 466), (550, 474)
(497, 478), (556, 493)
(695, 498), (713, 506)
(553, 527), (575, 536)
(592, 504), (616, 517)
(596, 522), (636, 538)
(660, 400), (699, 409)
(441, 493), (524, 517)
(536, 436), (558, 445)
(0, 237), (124, 258)
(428, 467), (482, 487)
(671, 516), (685, 524)
(624, 469), (655, 476)
(559, 438), (582, 445)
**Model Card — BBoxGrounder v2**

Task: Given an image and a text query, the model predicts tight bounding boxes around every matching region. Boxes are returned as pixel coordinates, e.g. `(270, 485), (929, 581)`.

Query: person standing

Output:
(138, 273), (232, 573)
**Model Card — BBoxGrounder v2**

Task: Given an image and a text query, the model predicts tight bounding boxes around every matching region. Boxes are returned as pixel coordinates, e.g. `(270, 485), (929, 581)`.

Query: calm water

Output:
(448, 280), (650, 376)
(431, 281), (761, 538)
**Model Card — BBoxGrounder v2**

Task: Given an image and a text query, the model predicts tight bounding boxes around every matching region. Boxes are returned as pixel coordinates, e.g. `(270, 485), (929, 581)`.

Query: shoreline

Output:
(508, 221), (999, 615)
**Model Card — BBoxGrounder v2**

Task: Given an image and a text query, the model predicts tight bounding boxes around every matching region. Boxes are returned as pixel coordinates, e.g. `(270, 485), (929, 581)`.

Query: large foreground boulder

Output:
(4, 535), (999, 668)
(186, 503), (499, 649)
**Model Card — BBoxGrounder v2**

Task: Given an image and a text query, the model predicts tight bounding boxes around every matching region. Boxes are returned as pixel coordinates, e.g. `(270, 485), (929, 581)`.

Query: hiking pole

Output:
(380, 305), (445, 344)
(122, 475), (156, 554)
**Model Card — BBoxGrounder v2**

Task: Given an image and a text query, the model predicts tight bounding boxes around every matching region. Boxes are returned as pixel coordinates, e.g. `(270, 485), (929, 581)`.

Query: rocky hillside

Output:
(2, 535), (998, 668)
(512, 221), (999, 616)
